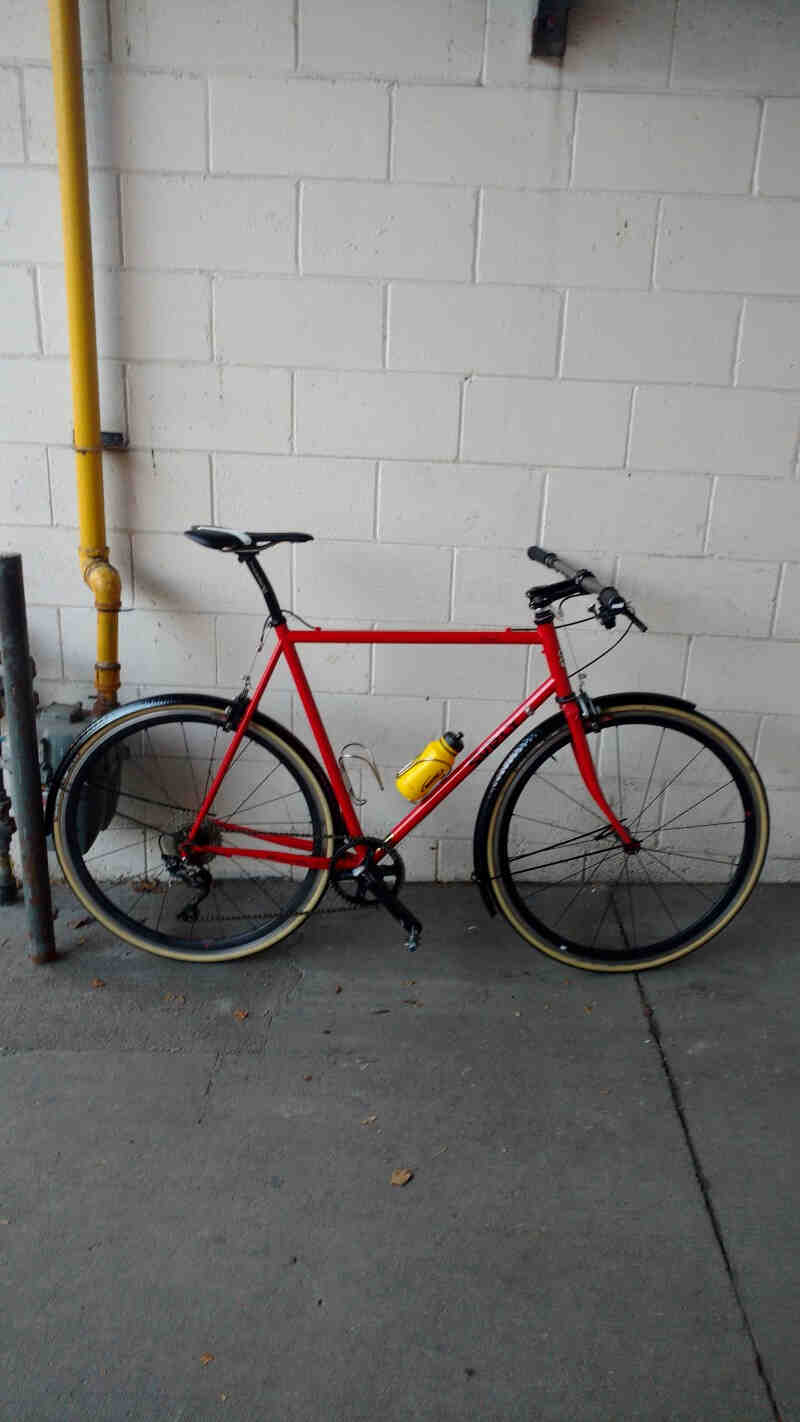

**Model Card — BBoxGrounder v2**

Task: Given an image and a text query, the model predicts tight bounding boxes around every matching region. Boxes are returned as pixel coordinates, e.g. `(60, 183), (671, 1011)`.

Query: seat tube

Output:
(536, 616), (634, 846)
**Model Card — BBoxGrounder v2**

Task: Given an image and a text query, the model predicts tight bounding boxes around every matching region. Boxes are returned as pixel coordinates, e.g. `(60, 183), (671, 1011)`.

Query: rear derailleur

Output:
(332, 837), (422, 951)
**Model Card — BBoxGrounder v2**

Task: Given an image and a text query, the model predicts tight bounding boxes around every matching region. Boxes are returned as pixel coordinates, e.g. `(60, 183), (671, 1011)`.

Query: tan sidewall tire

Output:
(484, 702), (770, 973)
(53, 702), (335, 962)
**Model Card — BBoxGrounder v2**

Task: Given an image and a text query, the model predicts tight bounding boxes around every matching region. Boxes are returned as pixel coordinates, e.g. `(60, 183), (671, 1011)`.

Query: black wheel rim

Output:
(496, 711), (759, 967)
(61, 710), (326, 954)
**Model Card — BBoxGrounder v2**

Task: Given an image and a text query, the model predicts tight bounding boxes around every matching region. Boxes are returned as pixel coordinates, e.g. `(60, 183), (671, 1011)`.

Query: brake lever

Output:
(594, 587), (648, 633)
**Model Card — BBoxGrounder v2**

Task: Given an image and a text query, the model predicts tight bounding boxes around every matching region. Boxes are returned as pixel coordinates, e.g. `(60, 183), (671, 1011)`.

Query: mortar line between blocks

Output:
(16, 66), (28, 162)
(387, 82), (397, 180)
(31, 264), (45, 355)
(479, 0), (490, 84)
(751, 97), (768, 195)
(701, 475), (718, 554)
(634, 976), (783, 1422)
(731, 300), (746, 386)
(768, 561), (786, 637)
(373, 461), (381, 539)
(667, 0), (681, 88)
(471, 188), (484, 283)
(203, 76), (211, 173)
(567, 91), (580, 188)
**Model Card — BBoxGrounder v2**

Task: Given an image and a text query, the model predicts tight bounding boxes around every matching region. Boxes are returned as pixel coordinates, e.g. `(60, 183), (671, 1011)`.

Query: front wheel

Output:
(477, 699), (769, 972)
(51, 698), (336, 962)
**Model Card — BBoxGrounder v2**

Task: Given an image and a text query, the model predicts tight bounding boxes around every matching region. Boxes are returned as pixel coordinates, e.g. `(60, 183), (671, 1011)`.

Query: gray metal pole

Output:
(0, 555), (57, 963)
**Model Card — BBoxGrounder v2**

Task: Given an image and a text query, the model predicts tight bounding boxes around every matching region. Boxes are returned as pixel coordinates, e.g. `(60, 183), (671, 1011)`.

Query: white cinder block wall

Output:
(1, 0), (799, 879)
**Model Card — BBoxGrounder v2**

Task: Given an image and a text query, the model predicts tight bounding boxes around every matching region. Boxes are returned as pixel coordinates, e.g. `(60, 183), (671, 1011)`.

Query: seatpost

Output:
(238, 553), (285, 626)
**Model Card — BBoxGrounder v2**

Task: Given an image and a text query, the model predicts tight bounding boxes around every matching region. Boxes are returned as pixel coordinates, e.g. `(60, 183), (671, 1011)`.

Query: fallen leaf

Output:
(372, 1008), (390, 1015)
(131, 877), (160, 893)
(233, 1009), (248, 1021)
(391, 1168), (413, 1187)
(403, 979), (416, 986)
(403, 999), (423, 1007)
(584, 1003), (594, 1014)
(361, 1115), (378, 1126)
(335, 984), (343, 994)
(200, 1353), (215, 1366)
(91, 977), (105, 989)
(303, 1074), (313, 1081)
(71, 916), (93, 929)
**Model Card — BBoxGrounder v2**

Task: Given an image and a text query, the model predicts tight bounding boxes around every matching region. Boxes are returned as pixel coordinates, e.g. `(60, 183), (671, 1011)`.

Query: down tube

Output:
(385, 676), (557, 848)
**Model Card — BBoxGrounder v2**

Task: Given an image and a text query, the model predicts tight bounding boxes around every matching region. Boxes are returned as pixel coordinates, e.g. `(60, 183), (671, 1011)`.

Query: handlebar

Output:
(526, 545), (647, 633)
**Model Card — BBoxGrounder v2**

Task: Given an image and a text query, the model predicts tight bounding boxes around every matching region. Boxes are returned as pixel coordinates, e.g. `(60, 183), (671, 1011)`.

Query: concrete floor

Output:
(0, 881), (796, 1421)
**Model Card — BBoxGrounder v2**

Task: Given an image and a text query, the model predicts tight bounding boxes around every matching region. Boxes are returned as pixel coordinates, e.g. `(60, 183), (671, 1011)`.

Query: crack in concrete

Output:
(635, 974), (783, 1422)
(196, 1048), (224, 1125)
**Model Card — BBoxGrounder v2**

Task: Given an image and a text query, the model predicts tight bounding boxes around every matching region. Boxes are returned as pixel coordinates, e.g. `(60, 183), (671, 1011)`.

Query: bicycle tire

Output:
(51, 697), (336, 963)
(476, 698), (769, 972)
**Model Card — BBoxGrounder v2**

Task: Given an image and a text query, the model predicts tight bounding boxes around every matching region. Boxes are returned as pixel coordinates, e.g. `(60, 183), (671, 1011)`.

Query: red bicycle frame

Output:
(186, 619), (634, 870)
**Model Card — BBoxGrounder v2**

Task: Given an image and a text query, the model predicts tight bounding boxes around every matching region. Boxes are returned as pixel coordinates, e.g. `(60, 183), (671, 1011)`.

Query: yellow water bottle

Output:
(395, 731), (464, 803)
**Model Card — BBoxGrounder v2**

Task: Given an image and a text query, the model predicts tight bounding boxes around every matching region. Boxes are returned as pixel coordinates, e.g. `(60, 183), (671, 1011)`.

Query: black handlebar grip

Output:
(527, 545), (557, 567)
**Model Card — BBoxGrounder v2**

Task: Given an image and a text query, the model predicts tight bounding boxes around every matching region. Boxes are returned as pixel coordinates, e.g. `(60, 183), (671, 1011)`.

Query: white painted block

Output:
(453, 546), (537, 625)
(759, 101), (800, 196)
(295, 539), (451, 622)
(133, 532), (289, 613)
(708, 479), (800, 560)
(378, 462), (544, 548)
(2, 0), (107, 61)
(738, 300), (800, 389)
(0, 66), (22, 160)
(50, 447), (212, 531)
(127, 365), (291, 454)
(215, 455), (375, 541)
(573, 93), (759, 194)
(448, 695), (528, 775)
(480, 190), (657, 288)
(0, 445), (50, 523)
(672, 0), (800, 95)
(299, 0), (485, 80)
(24, 68), (205, 171)
(562, 291), (739, 384)
(62, 607), (216, 685)
(486, 0), (676, 90)
(41, 268), (212, 361)
(0, 358), (124, 444)
(215, 613), (370, 693)
(211, 78), (388, 180)
(618, 555), (778, 637)
(26, 606), (62, 681)
(462, 378), (630, 468)
(123, 175), (295, 274)
(687, 638), (800, 716)
(436, 838), (473, 881)
(387, 283), (560, 377)
(758, 716), (800, 788)
(544, 470), (710, 556)
(764, 789), (800, 860)
(0, 524), (131, 605)
(658, 198), (800, 295)
(548, 627), (688, 700)
(110, 0), (293, 70)
(215, 276), (382, 368)
(0, 169), (119, 263)
(394, 87), (573, 187)
(630, 386), (798, 476)
(775, 564), (800, 639)
(373, 641), (526, 700)
(0, 267), (38, 354)
(291, 691), (442, 766)
(301, 181), (475, 280)
(295, 371), (461, 460)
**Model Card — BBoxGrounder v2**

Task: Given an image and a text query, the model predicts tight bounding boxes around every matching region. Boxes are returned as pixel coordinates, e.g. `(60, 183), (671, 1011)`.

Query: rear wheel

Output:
(480, 699), (769, 972)
(52, 699), (335, 962)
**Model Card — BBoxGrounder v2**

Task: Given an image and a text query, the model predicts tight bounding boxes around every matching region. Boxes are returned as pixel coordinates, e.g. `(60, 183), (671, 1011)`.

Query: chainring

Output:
(330, 836), (405, 908)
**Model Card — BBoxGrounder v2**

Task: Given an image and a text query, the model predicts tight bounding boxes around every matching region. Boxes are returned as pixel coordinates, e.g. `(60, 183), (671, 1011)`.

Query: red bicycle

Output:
(49, 529), (769, 972)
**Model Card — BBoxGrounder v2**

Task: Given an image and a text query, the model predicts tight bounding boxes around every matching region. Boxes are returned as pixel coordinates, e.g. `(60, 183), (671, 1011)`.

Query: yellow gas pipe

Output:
(48, 0), (121, 713)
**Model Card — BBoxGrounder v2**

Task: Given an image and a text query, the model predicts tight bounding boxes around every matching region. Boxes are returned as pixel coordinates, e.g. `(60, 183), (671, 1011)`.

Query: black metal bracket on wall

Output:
(532, 0), (569, 59)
